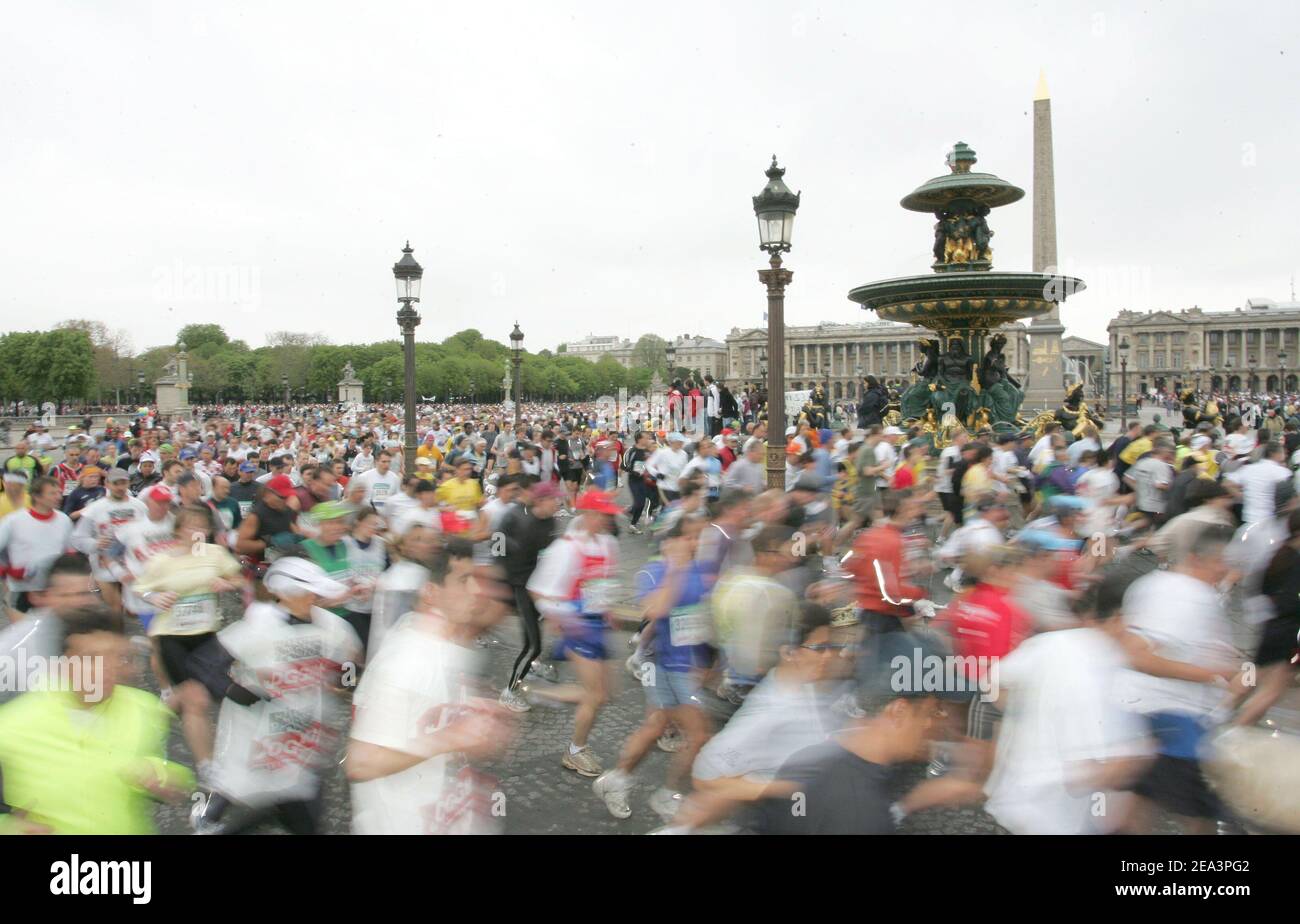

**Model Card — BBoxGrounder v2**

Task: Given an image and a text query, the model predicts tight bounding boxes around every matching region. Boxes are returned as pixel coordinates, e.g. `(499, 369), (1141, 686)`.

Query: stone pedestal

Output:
(1023, 321), (1066, 413)
(338, 362), (364, 405)
(154, 344), (192, 422)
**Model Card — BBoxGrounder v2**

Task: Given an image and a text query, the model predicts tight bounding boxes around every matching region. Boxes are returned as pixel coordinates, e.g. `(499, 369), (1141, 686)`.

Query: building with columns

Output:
(668, 334), (729, 378)
(1105, 298), (1300, 397)
(725, 320), (1030, 401)
(560, 335), (634, 363)
(1062, 336), (1105, 397)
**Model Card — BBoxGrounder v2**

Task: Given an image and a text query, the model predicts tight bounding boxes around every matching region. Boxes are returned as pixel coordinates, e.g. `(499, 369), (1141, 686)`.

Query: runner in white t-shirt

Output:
(348, 539), (512, 834)
(351, 450), (402, 517)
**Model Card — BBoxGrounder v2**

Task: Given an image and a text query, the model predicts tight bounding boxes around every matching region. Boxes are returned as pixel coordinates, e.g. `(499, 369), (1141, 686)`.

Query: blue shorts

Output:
(647, 665), (702, 710)
(557, 615), (607, 661)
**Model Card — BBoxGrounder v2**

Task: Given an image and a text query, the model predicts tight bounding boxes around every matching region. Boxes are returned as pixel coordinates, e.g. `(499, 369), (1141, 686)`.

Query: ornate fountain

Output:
(848, 142), (1086, 436)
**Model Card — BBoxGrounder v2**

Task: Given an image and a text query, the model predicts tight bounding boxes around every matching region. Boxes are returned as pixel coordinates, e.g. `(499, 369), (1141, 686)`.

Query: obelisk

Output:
(1023, 69), (1067, 412)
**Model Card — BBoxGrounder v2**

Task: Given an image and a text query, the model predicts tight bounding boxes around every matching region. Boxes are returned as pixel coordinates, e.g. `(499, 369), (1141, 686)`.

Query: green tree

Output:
(176, 324), (229, 354)
(41, 329), (96, 407)
(629, 334), (668, 372)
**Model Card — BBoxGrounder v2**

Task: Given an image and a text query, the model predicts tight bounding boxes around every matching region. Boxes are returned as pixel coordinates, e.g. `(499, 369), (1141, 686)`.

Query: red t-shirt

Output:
(890, 465), (916, 491)
(943, 582), (1031, 681)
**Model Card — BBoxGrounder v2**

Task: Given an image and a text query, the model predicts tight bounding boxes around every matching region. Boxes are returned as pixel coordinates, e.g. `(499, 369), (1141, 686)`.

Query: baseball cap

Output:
(1047, 494), (1088, 515)
(145, 485), (173, 504)
(179, 448), (198, 460)
(3, 471), (28, 486)
(139, 451), (160, 465)
(159, 443), (174, 454)
(79, 466), (103, 479)
(264, 557), (348, 600)
(1190, 434), (1211, 450)
(575, 489), (622, 515)
(667, 432), (685, 444)
(238, 461), (258, 474)
(105, 468), (129, 483)
(883, 426), (904, 437)
(266, 474), (296, 498)
(785, 426), (797, 437)
(312, 500), (351, 521)
(1015, 528), (1084, 553)
(530, 481), (564, 501)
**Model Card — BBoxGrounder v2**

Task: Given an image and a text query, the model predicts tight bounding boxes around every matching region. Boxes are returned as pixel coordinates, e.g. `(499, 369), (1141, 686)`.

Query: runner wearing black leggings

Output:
(498, 481), (561, 712)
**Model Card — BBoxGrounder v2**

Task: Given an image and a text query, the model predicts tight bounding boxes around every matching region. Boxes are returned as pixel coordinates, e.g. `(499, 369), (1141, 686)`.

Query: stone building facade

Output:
(1105, 299), (1300, 397)
(725, 320), (1030, 402)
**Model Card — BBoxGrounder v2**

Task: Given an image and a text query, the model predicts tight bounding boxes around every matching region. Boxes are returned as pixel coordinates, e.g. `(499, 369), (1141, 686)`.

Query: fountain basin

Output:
(847, 271), (1084, 332)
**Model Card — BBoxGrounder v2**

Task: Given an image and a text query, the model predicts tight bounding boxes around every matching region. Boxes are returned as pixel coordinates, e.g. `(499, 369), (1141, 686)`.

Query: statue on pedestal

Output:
(900, 338), (941, 420)
(978, 333), (1023, 426)
(931, 338), (977, 421)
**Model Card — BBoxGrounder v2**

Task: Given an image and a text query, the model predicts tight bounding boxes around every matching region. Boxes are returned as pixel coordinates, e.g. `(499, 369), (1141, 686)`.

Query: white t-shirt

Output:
(350, 617), (489, 834)
(984, 627), (1152, 835)
(693, 672), (836, 782)
(353, 468), (402, 514)
(935, 445), (962, 494)
(527, 531), (618, 610)
(212, 603), (361, 808)
(646, 447), (688, 492)
(873, 440), (897, 488)
(1227, 459), (1290, 525)
(1118, 570), (1236, 719)
(73, 494), (148, 581)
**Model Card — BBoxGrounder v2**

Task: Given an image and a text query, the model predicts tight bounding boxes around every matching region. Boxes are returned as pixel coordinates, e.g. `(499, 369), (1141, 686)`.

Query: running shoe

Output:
(648, 787), (683, 822)
(592, 771), (632, 819)
(562, 748), (604, 777)
(625, 654), (650, 682)
(529, 660), (559, 683)
(499, 685), (532, 713)
(656, 729), (684, 753)
(627, 524), (642, 535)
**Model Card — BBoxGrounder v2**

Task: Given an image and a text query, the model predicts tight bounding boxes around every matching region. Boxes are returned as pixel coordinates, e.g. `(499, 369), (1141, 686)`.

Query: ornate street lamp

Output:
(1279, 351), (1288, 395)
(510, 322), (524, 429)
(665, 341), (677, 377)
(281, 373), (289, 408)
(752, 155), (800, 489)
(393, 242), (424, 471)
(1118, 337), (1130, 431)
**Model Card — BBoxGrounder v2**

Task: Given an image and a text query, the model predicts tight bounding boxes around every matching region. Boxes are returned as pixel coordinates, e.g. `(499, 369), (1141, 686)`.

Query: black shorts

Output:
(939, 492), (961, 517)
(562, 468), (583, 483)
(1133, 753), (1222, 820)
(157, 632), (217, 686)
(1255, 613), (1300, 667)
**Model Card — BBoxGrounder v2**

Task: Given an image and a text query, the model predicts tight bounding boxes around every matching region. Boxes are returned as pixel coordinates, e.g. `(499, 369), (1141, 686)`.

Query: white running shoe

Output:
(499, 685), (532, 713)
(648, 787), (683, 822)
(529, 660), (559, 683)
(592, 771), (632, 819)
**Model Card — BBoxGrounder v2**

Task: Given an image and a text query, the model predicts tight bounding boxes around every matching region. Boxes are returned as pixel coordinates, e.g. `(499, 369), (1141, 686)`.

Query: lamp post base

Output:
(766, 444), (785, 490)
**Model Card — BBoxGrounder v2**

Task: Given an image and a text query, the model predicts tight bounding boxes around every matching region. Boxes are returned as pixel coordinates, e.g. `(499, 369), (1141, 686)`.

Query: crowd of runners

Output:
(0, 389), (1297, 835)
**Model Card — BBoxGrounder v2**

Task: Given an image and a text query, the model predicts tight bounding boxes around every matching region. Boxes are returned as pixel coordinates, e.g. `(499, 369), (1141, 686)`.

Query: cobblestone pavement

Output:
(152, 504), (1299, 835)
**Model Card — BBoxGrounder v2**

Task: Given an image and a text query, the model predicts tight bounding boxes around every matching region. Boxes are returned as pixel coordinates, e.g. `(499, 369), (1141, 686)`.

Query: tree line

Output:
(0, 323), (708, 407)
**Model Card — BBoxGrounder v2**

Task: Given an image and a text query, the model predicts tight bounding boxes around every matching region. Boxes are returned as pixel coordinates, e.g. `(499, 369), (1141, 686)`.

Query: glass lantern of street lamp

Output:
(752, 156), (801, 253)
(666, 343), (677, 370)
(393, 241), (423, 303)
(510, 321), (524, 356)
(1118, 337), (1130, 363)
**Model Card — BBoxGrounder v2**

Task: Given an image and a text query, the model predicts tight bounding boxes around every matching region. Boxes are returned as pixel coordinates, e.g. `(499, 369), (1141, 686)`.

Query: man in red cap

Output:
(235, 473), (300, 564)
(112, 484), (179, 633)
(525, 489), (622, 777)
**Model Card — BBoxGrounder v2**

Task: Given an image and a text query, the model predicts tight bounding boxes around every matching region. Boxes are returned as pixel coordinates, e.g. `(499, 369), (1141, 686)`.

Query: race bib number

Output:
(580, 578), (619, 614)
(632, 461), (645, 474)
(239, 500), (253, 517)
(668, 603), (712, 647)
(371, 483), (391, 506)
(170, 593), (219, 633)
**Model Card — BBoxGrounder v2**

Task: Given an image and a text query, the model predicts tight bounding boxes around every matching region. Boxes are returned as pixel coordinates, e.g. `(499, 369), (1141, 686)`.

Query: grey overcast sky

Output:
(2, 1), (1298, 354)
